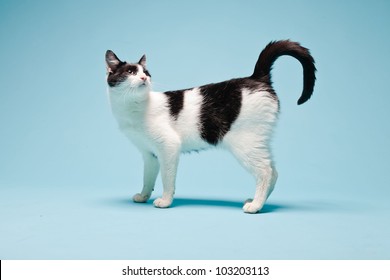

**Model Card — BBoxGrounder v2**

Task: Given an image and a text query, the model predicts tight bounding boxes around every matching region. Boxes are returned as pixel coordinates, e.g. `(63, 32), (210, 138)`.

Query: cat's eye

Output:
(128, 70), (135, 74)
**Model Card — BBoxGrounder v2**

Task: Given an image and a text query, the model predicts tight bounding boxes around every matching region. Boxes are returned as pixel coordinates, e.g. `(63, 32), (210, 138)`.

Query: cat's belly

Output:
(180, 134), (211, 153)
(122, 124), (211, 155)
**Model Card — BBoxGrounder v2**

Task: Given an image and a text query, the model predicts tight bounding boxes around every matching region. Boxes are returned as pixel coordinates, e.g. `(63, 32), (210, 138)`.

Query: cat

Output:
(105, 40), (316, 214)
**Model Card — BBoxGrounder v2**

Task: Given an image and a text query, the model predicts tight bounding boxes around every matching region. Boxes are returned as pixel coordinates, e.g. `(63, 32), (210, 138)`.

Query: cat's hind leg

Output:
(243, 165), (278, 209)
(267, 167), (278, 199)
(133, 152), (160, 203)
(224, 134), (277, 214)
(243, 157), (275, 214)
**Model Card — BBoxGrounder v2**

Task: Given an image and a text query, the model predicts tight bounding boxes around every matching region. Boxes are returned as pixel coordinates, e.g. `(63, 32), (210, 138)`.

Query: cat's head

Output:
(105, 50), (151, 90)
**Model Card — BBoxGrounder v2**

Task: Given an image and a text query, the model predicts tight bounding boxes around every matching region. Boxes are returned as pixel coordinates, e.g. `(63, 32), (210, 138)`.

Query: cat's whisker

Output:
(116, 84), (140, 104)
(119, 89), (127, 104)
(123, 88), (131, 104)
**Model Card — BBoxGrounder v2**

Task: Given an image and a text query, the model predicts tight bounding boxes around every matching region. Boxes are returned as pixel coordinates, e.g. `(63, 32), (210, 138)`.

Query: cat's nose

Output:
(140, 76), (147, 81)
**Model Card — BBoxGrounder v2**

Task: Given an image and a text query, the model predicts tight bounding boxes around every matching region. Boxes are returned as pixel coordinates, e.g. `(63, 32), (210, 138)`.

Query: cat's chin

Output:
(109, 81), (150, 90)
(137, 82), (151, 89)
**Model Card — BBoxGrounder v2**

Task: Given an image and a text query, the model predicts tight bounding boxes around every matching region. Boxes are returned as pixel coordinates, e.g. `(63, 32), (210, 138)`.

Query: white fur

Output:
(222, 89), (279, 212)
(108, 75), (279, 213)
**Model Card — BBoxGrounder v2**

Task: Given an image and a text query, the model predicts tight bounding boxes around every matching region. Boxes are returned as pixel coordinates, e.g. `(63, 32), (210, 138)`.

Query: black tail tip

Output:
(297, 92), (312, 105)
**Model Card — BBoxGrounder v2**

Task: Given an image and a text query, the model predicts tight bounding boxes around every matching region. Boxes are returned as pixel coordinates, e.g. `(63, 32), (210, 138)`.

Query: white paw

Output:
(243, 199), (261, 214)
(153, 197), (172, 208)
(133, 193), (150, 203)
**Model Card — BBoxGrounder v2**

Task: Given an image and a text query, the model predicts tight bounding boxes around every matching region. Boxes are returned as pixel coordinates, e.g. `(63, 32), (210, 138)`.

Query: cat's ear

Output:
(105, 50), (122, 72)
(138, 55), (147, 67)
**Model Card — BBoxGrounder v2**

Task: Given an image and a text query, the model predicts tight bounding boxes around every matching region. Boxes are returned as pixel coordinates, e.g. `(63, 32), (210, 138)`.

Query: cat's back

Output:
(161, 77), (279, 149)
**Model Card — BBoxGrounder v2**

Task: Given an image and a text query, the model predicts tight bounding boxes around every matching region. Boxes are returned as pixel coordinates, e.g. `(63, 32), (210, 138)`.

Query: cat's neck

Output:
(108, 86), (151, 127)
(109, 85), (150, 107)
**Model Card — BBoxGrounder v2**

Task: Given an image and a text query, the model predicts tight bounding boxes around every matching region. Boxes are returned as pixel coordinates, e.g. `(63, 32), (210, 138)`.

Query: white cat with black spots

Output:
(105, 40), (316, 213)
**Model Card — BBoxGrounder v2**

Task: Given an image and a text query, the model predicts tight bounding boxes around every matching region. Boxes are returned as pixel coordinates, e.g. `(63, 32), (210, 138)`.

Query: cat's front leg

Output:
(153, 142), (180, 209)
(133, 152), (160, 203)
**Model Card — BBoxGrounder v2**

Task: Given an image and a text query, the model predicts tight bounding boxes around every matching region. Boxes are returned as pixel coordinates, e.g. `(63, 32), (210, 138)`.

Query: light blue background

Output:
(1, 0), (389, 259)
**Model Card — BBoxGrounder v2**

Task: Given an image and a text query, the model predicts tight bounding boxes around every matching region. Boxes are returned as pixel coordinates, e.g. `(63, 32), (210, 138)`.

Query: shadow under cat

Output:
(100, 196), (305, 214)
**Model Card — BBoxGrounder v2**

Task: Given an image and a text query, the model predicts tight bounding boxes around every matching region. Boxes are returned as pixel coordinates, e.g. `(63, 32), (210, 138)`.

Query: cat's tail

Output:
(251, 40), (316, 105)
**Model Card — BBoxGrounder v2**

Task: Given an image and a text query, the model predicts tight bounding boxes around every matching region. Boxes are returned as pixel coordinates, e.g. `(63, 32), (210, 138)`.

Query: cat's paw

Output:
(243, 199), (261, 214)
(133, 193), (150, 203)
(153, 197), (172, 208)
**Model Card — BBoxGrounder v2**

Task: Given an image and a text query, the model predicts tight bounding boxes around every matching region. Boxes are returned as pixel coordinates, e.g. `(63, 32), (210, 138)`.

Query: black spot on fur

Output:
(107, 63), (139, 87)
(198, 79), (245, 145)
(163, 90), (185, 120)
(125, 65), (139, 75)
(143, 68), (151, 78)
